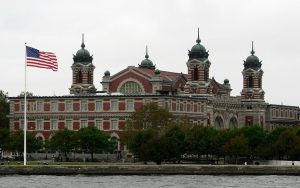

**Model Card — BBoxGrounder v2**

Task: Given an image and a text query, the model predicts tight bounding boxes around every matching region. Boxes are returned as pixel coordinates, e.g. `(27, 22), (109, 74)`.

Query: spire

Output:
(81, 33), (85, 48)
(196, 28), (201, 44)
(251, 41), (255, 55)
(145, 45), (149, 59)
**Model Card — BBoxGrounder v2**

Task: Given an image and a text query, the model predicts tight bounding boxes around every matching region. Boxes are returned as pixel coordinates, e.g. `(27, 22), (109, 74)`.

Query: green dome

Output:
(104, 70), (110, 76)
(244, 42), (262, 69)
(188, 29), (209, 60)
(76, 45), (91, 57)
(73, 37), (93, 64)
(139, 46), (155, 69)
(191, 43), (206, 54)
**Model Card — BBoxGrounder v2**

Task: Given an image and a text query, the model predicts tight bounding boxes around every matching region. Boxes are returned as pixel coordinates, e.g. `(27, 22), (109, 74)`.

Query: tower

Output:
(241, 42), (264, 101)
(69, 34), (96, 94)
(239, 42), (266, 127)
(184, 28), (212, 95)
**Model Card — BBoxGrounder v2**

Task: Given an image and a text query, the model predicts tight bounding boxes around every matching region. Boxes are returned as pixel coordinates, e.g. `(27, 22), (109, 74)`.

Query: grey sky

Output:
(1, 0), (299, 106)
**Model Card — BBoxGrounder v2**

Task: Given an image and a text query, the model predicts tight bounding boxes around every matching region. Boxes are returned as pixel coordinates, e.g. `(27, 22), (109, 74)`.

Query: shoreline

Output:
(0, 165), (300, 175)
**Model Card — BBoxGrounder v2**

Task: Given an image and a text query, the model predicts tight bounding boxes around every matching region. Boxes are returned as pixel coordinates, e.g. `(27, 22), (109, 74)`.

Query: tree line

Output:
(0, 126), (115, 161)
(123, 103), (300, 164)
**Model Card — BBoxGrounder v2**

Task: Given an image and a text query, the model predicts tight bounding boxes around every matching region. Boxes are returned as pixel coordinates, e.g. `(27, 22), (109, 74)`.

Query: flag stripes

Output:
(26, 46), (58, 71)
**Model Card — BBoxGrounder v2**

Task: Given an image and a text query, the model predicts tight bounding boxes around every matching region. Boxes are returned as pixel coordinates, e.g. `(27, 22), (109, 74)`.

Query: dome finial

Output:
(145, 45), (149, 59)
(251, 41), (255, 55)
(81, 33), (85, 48)
(196, 28), (201, 44)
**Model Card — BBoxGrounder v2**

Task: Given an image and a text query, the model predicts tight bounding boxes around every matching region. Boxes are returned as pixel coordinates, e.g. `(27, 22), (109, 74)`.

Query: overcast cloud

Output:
(0, 0), (299, 106)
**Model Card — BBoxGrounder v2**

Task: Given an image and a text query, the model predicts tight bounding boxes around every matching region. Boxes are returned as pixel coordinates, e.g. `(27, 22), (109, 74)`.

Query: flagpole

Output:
(24, 43), (27, 166)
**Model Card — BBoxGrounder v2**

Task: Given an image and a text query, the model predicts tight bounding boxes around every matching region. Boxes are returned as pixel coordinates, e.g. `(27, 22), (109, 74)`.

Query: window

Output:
(176, 101), (179, 111)
(66, 120), (73, 130)
(111, 100), (118, 111)
(248, 76), (253, 88)
(81, 100), (87, 111)
(126, 99), (134, 111)
(81, 119), (88, 128)
(96, 119), (103, 130)
(51, 101), (58, 112)
(119, 81), (143, 94)
(37, 101), (43, 112)
(95, 100), (103, 111)
(111, 119), (118, 130)
(20, 120), (25, 130)
(51, 119), (58, 130)
(193, 67), (198, 81)
(66, 100), (72, 112)
(36, 119), (43, 130)
(28, 102), (36, 112)
(77, 70), (83, 83)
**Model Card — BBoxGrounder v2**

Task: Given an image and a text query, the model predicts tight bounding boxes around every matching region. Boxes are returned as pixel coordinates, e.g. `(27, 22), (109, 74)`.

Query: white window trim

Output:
(95, 119), (103, 130)
(95, 100), (103, 112)
(36, 119), (43, 131)
(66, 100), (73, 112)
(80, 119), (88, 129)
(110, 119), (119, 131)
(65, 119), (73, 130)
(111, 99), (118, 112)
(80, 100), (88, 112)
(50, 119), (58, 130)
(126, 99), (134, 111)
(51, 100), (58, 112)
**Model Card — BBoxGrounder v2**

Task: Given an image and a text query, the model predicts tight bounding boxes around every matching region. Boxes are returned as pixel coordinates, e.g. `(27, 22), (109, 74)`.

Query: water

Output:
(0, 175), (299, 188)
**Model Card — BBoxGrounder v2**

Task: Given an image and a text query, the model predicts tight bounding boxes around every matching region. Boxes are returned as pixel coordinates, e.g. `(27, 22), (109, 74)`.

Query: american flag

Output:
(26, 46), (58, 71)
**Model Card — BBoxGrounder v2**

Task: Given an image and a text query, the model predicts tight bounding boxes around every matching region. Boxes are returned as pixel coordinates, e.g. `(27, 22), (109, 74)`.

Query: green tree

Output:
(0, 90), (9, 129)
(211, 129), (232, 164)
(0, 128), (10, 151)
(275, 128), (300, 160)
(74, 126), (112, 161)
(127, 103), (173, 130)
(49, 128), (74, 161)
(18, 91), (34, 97)
(129, 128), (156, 164)
(160, 124), (186, 162)
(222, 134), (249, 164)
(239, 125), (266, 159)
(8, 130), (43, 155)
(186, 126), (217, 160)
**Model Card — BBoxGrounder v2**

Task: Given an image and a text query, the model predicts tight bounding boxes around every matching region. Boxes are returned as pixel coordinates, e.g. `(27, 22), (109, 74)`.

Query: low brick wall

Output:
(0, 165), (300, 175)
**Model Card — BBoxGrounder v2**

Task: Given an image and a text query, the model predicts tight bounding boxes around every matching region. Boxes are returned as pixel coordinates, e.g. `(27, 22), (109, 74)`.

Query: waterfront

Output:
(0, 175), (299, 188)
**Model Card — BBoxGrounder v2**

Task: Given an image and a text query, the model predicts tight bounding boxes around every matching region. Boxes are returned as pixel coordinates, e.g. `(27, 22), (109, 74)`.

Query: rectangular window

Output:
(111, 100), (118, 111)
(51, 101), (58, 112)
(176, 101), (179, 111)
(37, 101), (43, 112)
(36, 119), (43, 130)
(81, 100), (88, 112)
(51, 119), (58, 130)
(66, 100), (72, 112)
(95, 100), (103, 111)
(81, 119), (88, 128)
(20, 120), (25, 130)
(126, 99), (134, 111)
(96, 119), (103, 130)
(111, 119), (118, 130)
(66, 120), (73, 130)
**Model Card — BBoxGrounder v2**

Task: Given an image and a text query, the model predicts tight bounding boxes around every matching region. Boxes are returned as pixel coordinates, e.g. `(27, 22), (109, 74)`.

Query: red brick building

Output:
(8, 31), (300, 150)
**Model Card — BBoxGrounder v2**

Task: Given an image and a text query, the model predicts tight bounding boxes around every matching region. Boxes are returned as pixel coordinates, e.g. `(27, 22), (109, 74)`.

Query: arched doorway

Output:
(214, 116), (224, 130)
(229, 117), (238, 130)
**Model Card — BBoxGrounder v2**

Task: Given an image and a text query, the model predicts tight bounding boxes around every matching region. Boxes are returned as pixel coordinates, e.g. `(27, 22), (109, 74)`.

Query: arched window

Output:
(248, 76), (253, 88)
(78, 71), (83, 84)
(193, 68), (198, 81)
(119, 81), (143, 94)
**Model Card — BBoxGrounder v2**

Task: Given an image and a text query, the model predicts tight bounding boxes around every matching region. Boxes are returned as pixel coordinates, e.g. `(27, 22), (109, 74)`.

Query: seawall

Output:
(0, 165), (300, 175)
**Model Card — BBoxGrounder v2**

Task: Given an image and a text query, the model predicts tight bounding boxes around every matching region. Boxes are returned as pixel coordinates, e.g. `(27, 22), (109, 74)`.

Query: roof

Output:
(136, 67), (187, 83)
